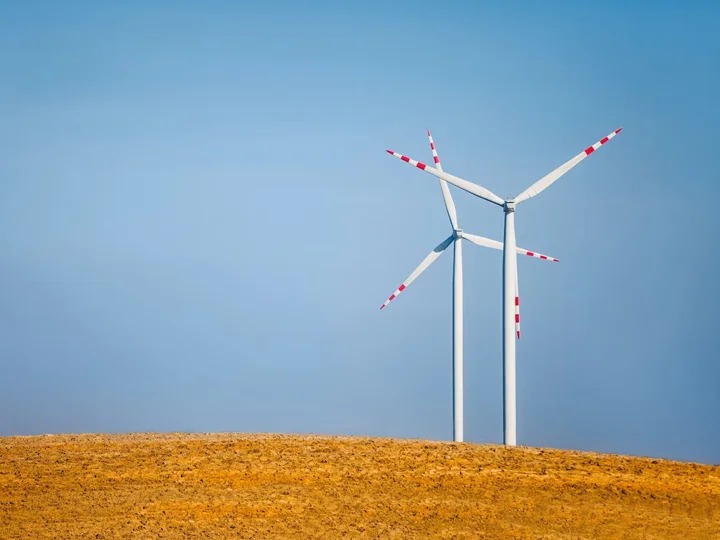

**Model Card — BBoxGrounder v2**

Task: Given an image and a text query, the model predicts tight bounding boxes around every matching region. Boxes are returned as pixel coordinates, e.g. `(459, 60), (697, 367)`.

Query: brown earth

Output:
(0, 433), (718, 539)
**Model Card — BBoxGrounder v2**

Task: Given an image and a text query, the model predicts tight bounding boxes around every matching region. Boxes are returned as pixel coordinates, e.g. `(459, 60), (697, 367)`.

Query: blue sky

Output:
(1, 1), (718, 464)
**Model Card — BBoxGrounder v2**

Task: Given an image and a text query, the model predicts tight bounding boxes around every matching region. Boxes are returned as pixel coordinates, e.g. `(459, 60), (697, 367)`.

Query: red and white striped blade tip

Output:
(386, 150), (428, 170)
(427, 134), (440, 164)
(584, 128), (623, 156)
(524, 251), (560, 262)
(379, 284), (407, 310)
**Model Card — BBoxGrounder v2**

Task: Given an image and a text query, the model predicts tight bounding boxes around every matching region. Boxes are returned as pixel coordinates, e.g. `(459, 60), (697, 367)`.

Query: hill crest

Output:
(1, 433), (718, 539)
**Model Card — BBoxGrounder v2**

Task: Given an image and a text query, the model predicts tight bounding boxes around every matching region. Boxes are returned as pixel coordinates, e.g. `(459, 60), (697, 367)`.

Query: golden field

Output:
(1, 433), (718, 539)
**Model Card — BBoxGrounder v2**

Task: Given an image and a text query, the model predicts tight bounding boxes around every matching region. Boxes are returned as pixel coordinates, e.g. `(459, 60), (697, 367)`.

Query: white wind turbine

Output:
(386, 128), (622, 446)
(381, 131), (559, 443)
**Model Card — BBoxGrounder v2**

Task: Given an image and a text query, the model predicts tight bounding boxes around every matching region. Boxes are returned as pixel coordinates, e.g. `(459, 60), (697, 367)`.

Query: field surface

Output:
(1, 433), (718, 539)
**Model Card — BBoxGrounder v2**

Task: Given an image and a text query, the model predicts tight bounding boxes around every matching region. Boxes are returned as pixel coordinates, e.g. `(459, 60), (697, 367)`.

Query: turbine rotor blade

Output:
(427, 130), (442, 168)
(386, 150), (505, 207)
(427, 130), (459, 230)
(461, 233), (559, 262)
(514, 128), (623, 204)
(380, 235), (454, 310)
(517, 247), (560, 263)
(461, 233), (503, 251)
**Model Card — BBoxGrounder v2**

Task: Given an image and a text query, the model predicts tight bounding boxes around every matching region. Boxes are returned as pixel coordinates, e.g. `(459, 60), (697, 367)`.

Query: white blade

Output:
(461, 233), (559, 262)
(514, 128), (623, 204)
(516, 247), (560, 263)
(427, 130), (459, 229)
(461, 233), (503, 250)
(386, 149), (505, 207)
(380, 235), (454, 310)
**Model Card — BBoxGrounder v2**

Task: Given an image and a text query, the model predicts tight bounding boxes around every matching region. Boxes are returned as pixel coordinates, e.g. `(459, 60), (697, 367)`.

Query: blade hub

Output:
(504, 200), (516, 213)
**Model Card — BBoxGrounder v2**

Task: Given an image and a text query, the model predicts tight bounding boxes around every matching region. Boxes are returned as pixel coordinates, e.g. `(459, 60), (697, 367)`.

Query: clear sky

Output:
(1, 1), (718, 464)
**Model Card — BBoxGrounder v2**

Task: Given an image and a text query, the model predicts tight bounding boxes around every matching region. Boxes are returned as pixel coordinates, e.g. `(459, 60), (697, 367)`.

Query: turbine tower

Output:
(386, 128), (622, 445)
(381, 131), (559, 443)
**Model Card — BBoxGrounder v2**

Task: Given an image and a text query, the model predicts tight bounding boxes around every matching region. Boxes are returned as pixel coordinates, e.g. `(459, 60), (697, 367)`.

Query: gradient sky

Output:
(1, 1), (718, 464)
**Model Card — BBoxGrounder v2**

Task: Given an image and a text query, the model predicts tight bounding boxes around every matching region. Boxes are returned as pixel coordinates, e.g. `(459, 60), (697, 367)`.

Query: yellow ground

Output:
(1, 433), (718, 539)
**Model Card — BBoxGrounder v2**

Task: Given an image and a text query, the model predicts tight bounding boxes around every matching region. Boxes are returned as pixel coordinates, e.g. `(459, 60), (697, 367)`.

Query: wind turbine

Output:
(386, 128), (622, 446)
(381, 131), (559, 443)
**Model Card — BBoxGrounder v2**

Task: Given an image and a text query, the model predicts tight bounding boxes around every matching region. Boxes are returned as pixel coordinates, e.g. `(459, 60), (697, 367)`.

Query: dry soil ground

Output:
(1, 433), (718, 539)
